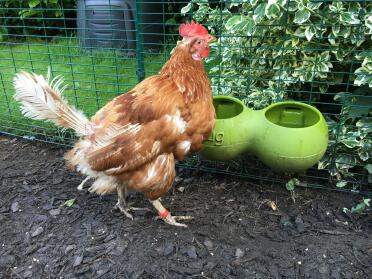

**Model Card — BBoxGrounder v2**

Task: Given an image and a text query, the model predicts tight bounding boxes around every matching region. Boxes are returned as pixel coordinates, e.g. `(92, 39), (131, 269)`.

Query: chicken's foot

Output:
(150, 199), (193, 227)
(77, 176), (91, 191)
(114, 200), (134, 220)
(115, 186), (150, 220)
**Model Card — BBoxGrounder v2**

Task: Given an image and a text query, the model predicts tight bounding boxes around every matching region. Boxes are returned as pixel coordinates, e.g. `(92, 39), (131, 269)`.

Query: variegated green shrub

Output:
(182, 0), (371, 187)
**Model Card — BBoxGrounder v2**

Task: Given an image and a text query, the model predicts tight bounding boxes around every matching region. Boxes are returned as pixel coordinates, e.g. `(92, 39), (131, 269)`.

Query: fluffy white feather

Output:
(88, 175), (118, 194)
(178, 140), (191, 154)
(13, 68), (89, 136)
(165, 109), (187, 134)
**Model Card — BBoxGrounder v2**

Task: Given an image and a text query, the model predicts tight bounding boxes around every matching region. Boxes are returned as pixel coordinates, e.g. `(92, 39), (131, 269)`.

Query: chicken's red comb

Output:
(179, 21), (208, 38)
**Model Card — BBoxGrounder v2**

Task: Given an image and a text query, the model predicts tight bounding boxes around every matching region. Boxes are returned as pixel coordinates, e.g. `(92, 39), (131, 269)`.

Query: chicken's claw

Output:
(114, 202), (151, 220)
(150, 199), (193, 227)
(156, 213), (194, 227)
(114, 202), (134, 220)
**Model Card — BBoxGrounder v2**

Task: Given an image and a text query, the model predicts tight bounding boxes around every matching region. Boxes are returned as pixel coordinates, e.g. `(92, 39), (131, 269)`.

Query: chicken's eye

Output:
(197, 40), (202, 44)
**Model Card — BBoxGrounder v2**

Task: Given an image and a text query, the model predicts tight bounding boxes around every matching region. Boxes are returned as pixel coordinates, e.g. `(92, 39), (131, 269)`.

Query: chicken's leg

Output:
(77, 176), (91, 191)
(150, 199), (193, 227)
(115, 186), (150, 220)
(115, 186), (134, 219)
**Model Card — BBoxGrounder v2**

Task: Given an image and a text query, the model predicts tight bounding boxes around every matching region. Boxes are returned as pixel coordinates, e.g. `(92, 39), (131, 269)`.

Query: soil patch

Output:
(0, 136), (371, 278)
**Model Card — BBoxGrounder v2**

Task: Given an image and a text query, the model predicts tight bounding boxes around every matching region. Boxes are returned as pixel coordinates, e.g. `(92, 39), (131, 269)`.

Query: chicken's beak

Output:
(207, 35), (217, 43)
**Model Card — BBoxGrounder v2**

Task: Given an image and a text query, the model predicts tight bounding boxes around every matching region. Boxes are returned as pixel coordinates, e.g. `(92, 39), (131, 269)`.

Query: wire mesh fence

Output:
(0, 1), (371, 194)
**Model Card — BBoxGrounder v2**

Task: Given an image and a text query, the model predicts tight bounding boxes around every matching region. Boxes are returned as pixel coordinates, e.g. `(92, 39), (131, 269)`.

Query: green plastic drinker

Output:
(201, 96), (329, 173)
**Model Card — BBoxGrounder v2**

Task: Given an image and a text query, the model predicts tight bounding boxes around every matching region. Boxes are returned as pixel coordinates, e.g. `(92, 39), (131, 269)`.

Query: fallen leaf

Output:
(63, 198), (76, 207)
(267, 200), (277, 211)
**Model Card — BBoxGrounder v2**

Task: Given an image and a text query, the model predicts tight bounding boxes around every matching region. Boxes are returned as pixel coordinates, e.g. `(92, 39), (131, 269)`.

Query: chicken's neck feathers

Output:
(160, 44), (211, 104)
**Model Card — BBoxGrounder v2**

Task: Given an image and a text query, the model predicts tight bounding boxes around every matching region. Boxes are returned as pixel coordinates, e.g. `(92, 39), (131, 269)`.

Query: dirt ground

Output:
(0, 136), (371, 279)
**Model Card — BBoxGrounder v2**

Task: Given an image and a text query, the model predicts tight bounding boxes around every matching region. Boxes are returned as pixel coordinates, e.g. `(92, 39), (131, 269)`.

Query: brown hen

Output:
(13, 21), (216, 227)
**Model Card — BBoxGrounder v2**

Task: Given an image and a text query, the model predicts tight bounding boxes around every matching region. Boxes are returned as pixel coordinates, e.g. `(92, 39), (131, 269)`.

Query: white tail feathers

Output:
(13, 69), (89, 136)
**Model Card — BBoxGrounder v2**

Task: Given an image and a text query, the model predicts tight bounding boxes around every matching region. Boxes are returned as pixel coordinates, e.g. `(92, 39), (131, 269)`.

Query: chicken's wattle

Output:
(201, 47), (210, 58)
(192, 47), (210, 61)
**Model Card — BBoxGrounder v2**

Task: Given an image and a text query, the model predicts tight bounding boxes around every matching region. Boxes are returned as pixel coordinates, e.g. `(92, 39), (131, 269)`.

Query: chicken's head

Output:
(179, 21), (216, 61)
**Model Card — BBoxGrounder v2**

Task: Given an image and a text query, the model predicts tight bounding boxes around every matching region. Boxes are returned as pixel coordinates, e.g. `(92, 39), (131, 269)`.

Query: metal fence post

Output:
(135, 0), (145, 82)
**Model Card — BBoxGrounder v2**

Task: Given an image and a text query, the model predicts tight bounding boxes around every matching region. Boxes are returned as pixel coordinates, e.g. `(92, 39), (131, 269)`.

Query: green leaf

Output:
(0, 26), (7, 42)
(286, 178), (300, 191)
(63, 198), (76, 207)
(307, 2), (322, 11)
(29, 0), (40, 8)
(319, 83), (329, 93)
(332, 23), (341, 36)
(364, 199), (370, 207)
(334, 50), (346, 61)
(225, 15), (242, 31)
(253, 3), (266, 23)
(336, 180), (347, 188)
(335, 153), (357, 170)
(351, 199), (370, 214)
(362, 57), (372, 65)
(298, 2), (304, 11)
(165, 18), (176, 25)
(351, 203), (366, 213)
(294, 9), (311, 24)
(318, 61), (329, 72)
(365, 15), (372, 32)
(195, 0), (208, 4)
(245, 17), (255, 36)
(335, 91), (372, 116)
(227, 15), (256, 35)
(354, 70), (372, 88)
(55, 10), (62, 18)
(19, 9), (39, 19)
(181, 3), (192, 15)
(348, 2), (361, 13)
(194, 4), (209, 22)
(340, 138), (360, 148)
(265, 3), (281, 19)
(340, 12), (360, 25)
(358, 150), (369, 161)
(305, 25), (315, 41)
(320, 51), (330, 61)
(365, 164), (372, 174)
(287, 1), (298, 12)
(356, 118), (372, 134)
(329, 2), (344, 13)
